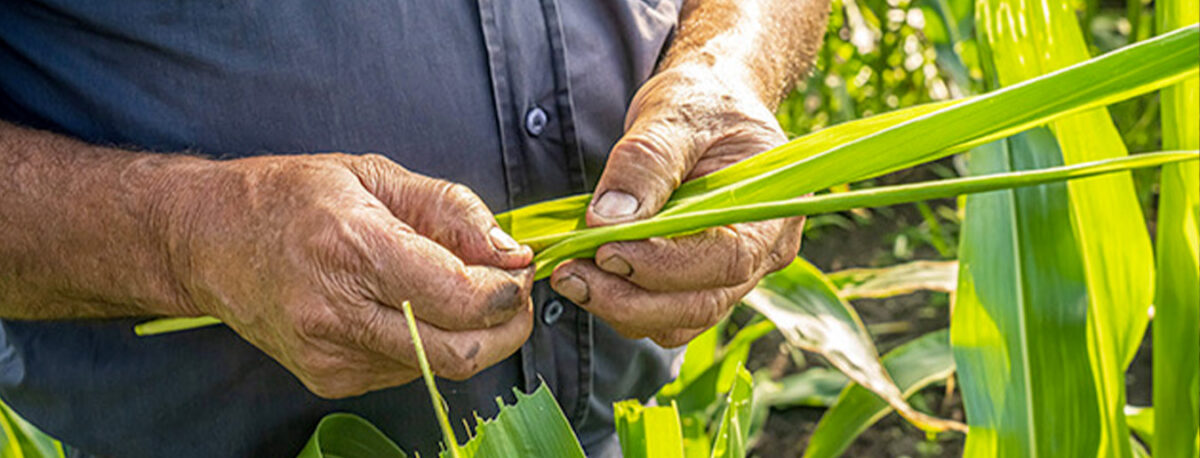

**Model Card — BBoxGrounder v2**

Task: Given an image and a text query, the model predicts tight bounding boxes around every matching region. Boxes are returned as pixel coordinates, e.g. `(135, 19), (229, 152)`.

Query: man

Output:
(0, 1), (828, 456)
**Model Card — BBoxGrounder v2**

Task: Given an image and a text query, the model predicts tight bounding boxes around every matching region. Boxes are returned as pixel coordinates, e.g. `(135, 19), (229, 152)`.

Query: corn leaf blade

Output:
(826, 260), (958, 300)
(1154, 1), (1200, 457)
(803, 329), (956, 458)
(709, 366), (753, 458)
(0, 401), (63, 458)
(533, 152), (1196, 277)
(745, 259), (964, 435)
(613, 400), (686, 458)
(981, 1), (1161, 455)
(953, 129), (1102, 457)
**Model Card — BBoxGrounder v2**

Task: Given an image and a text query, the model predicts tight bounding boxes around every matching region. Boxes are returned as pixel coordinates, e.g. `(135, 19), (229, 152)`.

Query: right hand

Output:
(158, 153), (534, 399)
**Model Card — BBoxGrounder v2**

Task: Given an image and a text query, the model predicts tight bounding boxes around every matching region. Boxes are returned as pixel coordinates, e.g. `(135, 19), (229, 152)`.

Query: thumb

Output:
(349, 154), (532, 269)
(588, 118), (701, 227)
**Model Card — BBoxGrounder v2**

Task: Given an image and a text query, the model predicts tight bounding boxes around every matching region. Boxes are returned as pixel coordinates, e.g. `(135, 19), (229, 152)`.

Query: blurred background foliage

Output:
(753, 0), (1170, 455)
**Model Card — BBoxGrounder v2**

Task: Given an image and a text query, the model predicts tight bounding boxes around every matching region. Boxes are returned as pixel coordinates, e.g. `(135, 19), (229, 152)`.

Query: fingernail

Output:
(489, 227), (521, 251)
(598, 254), (633, 277)
(593, 191), (639, 219)
(554, 274), (590, 304)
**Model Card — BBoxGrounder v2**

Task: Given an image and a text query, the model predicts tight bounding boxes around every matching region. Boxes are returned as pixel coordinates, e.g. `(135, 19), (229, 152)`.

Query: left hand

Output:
(550, 65), (804, 347)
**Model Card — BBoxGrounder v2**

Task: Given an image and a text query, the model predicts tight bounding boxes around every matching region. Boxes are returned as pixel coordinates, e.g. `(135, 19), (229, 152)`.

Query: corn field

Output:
(2, 0), (1197, 457)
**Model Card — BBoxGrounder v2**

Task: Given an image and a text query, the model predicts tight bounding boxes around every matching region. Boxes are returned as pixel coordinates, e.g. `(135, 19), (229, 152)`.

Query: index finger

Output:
(357, 211), (535, 330)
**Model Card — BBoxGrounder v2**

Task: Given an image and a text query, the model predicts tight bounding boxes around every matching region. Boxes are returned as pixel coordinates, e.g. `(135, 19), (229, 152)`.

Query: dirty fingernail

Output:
(489, 226), (521, 251)
(598, 254), (633, 277)
(593, 190), (639, 219)
(554, 274), (590, 304)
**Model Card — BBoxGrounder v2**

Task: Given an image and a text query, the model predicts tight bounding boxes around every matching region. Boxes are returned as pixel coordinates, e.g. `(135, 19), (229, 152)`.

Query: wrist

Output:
(127, 153), (228, 317)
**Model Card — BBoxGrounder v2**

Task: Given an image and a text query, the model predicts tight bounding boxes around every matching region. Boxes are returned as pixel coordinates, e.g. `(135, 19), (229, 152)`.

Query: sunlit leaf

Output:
(613, 401), (685, 458)
(804, 329), (956, 458)
(0, 401), (63, 458)
(979, 1), (1160, 456)
(744, 259), (964, 434)
(826, 260), (958, 300)
(1153, 2), (1200, 457)
(953, 128), (1101, 457)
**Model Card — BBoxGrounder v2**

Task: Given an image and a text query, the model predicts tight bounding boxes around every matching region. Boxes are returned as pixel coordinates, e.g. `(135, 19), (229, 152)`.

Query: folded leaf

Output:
(804, 329), (956, 458)
(744, 259), (965, 435)
(296, 413), (406, 458)
(826, 260), (958, 300)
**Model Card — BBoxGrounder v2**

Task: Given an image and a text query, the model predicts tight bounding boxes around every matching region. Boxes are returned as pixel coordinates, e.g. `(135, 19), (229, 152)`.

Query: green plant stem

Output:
(531, 151), (1197, 278)
(402, 300), (462, 458)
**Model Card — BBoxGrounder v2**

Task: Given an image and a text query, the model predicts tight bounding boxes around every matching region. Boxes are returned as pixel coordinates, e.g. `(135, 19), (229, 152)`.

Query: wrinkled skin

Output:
(168, 154), (538, 398)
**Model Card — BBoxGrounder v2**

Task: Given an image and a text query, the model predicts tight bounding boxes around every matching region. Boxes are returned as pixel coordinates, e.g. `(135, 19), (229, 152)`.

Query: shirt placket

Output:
(475, 0), (592, 427)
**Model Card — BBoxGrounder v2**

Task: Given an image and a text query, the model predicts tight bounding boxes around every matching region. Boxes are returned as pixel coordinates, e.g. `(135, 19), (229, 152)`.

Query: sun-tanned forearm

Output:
(0, 120), (208, 319)
(662, 0), (829, 110)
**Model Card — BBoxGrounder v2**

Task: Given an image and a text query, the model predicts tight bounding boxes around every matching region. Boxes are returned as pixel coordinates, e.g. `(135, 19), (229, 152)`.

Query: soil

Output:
(745, 161), (1155, 457)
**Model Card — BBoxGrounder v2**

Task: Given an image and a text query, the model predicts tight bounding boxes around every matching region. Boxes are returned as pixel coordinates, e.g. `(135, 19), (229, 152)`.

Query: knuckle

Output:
(687, 292), (728, 328)
(725, 240), (760, 285)
(441, 182), (483, 211)
(291, 304), (341, 340)
(615, 134), (682, 182)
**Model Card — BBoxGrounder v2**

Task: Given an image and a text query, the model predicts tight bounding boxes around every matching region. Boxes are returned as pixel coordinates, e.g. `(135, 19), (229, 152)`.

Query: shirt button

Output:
(525, 106), (548, 137)
(542, 299), (564, 325)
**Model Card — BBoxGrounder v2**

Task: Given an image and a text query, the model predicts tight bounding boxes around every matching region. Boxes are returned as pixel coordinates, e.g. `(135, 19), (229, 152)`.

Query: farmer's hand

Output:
(550, 66), (804, 347)
(168, 154), (534, 398)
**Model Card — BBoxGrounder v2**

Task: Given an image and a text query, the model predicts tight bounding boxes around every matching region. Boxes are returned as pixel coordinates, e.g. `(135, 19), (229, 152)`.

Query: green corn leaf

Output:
(980, 1), (1164, 456)
(657, 320), (774, 418)
(532, 152), (1196, 277)
(826, 260), (958, 300)
(754, 368), (848, 410)
(709, 366), (753, 458)
(804, 329), (957, 458)
(953, 128), (1102, 457)
(499, 100), (960, 249)
(618, 365), (753, 458)
(744, 259), (965, 435)
(452, 385), (586, 458)
(0, 401), (64, 458)
(614, 401), (686, 458)
(296, 413), (406, 458)
(1154, 2), (1200, 458)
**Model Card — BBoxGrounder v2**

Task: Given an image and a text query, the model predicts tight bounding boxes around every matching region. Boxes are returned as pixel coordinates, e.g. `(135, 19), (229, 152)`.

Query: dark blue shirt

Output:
(0, 1), (684, 456)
